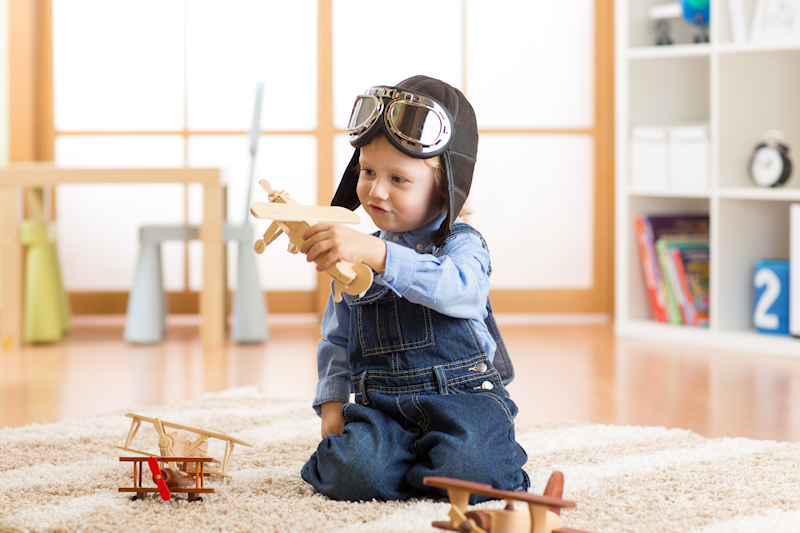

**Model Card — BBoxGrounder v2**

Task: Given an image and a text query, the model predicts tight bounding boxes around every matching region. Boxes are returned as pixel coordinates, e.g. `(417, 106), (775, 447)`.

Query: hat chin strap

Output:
(332, 148), (362, 210)
(432, 151), (456, 247)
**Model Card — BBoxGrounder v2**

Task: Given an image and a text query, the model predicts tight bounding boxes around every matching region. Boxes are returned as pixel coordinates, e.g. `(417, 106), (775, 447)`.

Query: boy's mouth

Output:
(368, 203), (389, 214)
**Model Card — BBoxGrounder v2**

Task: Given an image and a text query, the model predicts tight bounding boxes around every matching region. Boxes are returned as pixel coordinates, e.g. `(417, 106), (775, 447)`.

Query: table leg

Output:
(0, 186), (23, 349)
(200, 178), (224, 348)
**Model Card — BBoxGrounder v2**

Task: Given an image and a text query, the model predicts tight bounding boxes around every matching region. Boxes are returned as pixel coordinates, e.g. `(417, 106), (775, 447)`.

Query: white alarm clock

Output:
(749, 130), (792, 188)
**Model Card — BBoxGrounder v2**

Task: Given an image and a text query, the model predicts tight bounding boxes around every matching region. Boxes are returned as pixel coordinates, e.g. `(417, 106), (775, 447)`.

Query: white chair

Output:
(124, 83), (267, 344)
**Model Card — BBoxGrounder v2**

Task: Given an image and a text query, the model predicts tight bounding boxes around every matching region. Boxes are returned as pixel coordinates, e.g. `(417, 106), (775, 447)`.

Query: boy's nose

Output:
(369, 179), (389, 200)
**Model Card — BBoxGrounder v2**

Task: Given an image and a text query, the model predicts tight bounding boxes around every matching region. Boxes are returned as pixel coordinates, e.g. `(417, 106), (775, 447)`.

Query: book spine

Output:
(635, 216), (667, 322)
(671, 248), (698, 326)
(656, 240), (684, 324)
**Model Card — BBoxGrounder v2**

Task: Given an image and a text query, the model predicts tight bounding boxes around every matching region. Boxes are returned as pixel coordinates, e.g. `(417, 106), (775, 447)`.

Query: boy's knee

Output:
(302, 436), (389, 501)
(414, 436), (526, 494)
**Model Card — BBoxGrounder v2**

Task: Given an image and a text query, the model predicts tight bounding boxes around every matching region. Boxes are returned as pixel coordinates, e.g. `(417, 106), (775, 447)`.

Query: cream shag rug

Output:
(2, 387), (800, 533)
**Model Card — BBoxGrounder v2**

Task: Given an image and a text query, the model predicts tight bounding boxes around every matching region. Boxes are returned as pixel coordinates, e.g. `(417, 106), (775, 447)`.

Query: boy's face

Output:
(356, 135), (444, 234)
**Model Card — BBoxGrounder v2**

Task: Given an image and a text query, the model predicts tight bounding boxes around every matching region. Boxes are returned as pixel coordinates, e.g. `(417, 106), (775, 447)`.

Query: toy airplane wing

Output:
(424, 476), (576, 510)
(122, 413), (253, 447)
(250, 202), (361, 224)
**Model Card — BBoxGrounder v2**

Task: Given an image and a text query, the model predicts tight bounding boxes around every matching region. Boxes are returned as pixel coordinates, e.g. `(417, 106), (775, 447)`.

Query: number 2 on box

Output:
(754, 268), (781, 330)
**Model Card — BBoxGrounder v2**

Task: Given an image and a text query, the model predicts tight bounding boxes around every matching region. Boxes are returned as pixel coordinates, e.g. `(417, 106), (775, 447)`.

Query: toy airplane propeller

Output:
(250, 179), (374, 302)
(147, 457), (172, 501)
(424, 472), (593, 533)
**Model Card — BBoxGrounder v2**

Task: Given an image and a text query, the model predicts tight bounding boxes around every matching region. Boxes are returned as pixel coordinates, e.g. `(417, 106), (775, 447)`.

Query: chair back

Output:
(242, 81), (264, 223)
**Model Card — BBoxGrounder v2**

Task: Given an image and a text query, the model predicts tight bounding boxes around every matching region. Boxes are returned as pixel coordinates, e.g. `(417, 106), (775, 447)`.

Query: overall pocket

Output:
(352, 286), (435, 356)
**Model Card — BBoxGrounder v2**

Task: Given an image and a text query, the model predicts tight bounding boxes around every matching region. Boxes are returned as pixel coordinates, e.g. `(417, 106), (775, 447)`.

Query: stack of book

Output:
(635, 214), (710, 327)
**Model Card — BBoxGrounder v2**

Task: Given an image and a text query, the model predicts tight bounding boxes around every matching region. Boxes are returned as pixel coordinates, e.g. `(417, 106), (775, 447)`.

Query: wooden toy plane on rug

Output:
(114, 413), (252, 478)
(250, 179), (373, 302)
(424, 472), (592, 533)
(119, 456), (213, 502)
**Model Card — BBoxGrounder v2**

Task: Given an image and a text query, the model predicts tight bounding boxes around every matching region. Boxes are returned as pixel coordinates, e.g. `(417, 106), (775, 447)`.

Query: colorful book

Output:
(660, 241), (709, 327)
(635, 216), (667, 322)
(677, 246), (710, 327)
(671, 248), (697, 326)
(655, 239), (685, 324)
(635, 214), (709, 322)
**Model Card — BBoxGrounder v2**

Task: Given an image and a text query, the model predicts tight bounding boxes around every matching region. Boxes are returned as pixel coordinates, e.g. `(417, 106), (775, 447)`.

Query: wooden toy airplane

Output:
(424, 472), (593, 533)
(250, 180), (373, 302)
(114, 413), (253, 478)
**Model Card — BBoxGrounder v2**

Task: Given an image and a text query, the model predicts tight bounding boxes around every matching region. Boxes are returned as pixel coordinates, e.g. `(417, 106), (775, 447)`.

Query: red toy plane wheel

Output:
(147, 457), (172, 501)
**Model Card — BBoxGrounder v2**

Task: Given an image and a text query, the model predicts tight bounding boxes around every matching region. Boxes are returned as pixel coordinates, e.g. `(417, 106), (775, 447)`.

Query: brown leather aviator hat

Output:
(332, 75), (479, 248)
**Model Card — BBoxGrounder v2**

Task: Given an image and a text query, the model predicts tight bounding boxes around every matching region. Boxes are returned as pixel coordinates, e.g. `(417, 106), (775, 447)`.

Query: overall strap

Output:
(439, 223), (515, 384)
(375, 224), (515, 384)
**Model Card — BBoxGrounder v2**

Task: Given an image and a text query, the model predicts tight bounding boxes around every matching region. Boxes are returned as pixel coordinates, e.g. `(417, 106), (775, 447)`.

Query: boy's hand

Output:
(320, 401), (345, 439)
(301, 223), (386, 274)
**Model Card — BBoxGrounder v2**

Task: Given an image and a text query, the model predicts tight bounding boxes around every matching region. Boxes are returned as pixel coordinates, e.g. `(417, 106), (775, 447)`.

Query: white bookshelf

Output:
(615, 0), (800, 357)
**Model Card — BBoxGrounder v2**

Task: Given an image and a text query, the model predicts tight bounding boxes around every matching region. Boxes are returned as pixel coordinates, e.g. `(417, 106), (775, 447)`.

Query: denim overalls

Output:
(301, 224), (530, 502)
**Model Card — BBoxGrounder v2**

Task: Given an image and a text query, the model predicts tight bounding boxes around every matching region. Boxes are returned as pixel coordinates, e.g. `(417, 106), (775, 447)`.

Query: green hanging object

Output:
(20, 220), (71, 343)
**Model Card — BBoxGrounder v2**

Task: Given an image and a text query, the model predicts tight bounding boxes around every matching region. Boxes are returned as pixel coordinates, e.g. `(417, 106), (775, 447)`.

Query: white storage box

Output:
(669, 124), (709, 189)
(630, 126), (668, 189)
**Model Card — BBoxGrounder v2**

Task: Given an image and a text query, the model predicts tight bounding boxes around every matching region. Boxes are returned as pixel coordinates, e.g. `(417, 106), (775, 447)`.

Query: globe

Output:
(680, 0), (710, 26)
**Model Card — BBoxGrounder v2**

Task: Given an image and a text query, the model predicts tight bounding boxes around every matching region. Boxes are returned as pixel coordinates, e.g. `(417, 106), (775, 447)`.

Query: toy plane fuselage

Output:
(250, 180), (373, 302)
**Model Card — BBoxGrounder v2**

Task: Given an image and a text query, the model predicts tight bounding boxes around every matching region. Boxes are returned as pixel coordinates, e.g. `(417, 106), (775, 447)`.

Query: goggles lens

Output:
(347, 95), (381, 132)
(387, 101), (444, 146)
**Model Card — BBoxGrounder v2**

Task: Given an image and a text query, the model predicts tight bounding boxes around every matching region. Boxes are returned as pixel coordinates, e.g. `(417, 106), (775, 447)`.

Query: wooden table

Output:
(0, 163), (225, 349)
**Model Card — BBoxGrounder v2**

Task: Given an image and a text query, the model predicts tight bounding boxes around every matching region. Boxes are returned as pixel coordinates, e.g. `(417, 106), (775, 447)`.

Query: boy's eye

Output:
(391, 176), (406, 183)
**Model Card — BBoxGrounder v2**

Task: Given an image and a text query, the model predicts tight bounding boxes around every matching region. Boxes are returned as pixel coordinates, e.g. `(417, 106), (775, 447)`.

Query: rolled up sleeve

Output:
(376, 233), (490, 321)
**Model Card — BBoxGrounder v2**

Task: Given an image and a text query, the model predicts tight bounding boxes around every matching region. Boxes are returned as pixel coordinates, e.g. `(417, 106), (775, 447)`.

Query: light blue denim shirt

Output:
(312, 214), (496, 415)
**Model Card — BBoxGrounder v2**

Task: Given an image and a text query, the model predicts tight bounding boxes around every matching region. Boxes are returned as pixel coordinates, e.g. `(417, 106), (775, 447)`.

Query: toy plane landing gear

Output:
(424, 472), (593, 533)
(119, 456), (214, 502)
(250, 180), (373, 302)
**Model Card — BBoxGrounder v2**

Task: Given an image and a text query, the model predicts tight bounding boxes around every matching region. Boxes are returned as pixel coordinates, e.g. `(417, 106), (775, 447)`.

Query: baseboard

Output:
(64, 288), (605, 316)
(489, 289), (610, 313)
(67, 290), (316, 315)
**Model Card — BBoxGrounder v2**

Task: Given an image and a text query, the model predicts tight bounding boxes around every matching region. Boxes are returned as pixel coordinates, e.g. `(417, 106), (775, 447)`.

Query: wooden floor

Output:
(2, 315), (800, 443)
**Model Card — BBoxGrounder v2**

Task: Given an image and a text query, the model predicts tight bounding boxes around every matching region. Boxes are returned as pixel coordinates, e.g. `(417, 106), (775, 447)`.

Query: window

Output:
(47, 0), (613, 312)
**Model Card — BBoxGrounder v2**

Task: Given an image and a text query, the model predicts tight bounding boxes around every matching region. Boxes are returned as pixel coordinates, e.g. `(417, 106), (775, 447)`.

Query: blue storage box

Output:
(754, 259), (791, 336)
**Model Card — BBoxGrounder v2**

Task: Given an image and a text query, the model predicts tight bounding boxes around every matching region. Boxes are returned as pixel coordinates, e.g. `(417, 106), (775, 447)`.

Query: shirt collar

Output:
(381, 213), (448, 252)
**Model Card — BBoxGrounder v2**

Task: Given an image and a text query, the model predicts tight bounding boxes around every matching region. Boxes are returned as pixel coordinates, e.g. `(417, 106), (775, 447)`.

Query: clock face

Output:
(750, 145), (785, 187)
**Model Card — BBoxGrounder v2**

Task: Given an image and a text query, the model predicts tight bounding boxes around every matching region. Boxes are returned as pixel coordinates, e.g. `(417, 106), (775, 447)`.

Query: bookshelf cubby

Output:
(615, 0), (800, 357)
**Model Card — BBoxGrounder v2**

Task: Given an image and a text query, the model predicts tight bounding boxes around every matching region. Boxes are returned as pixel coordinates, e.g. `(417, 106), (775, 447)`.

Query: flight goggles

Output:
(346, 86), (453, 157)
